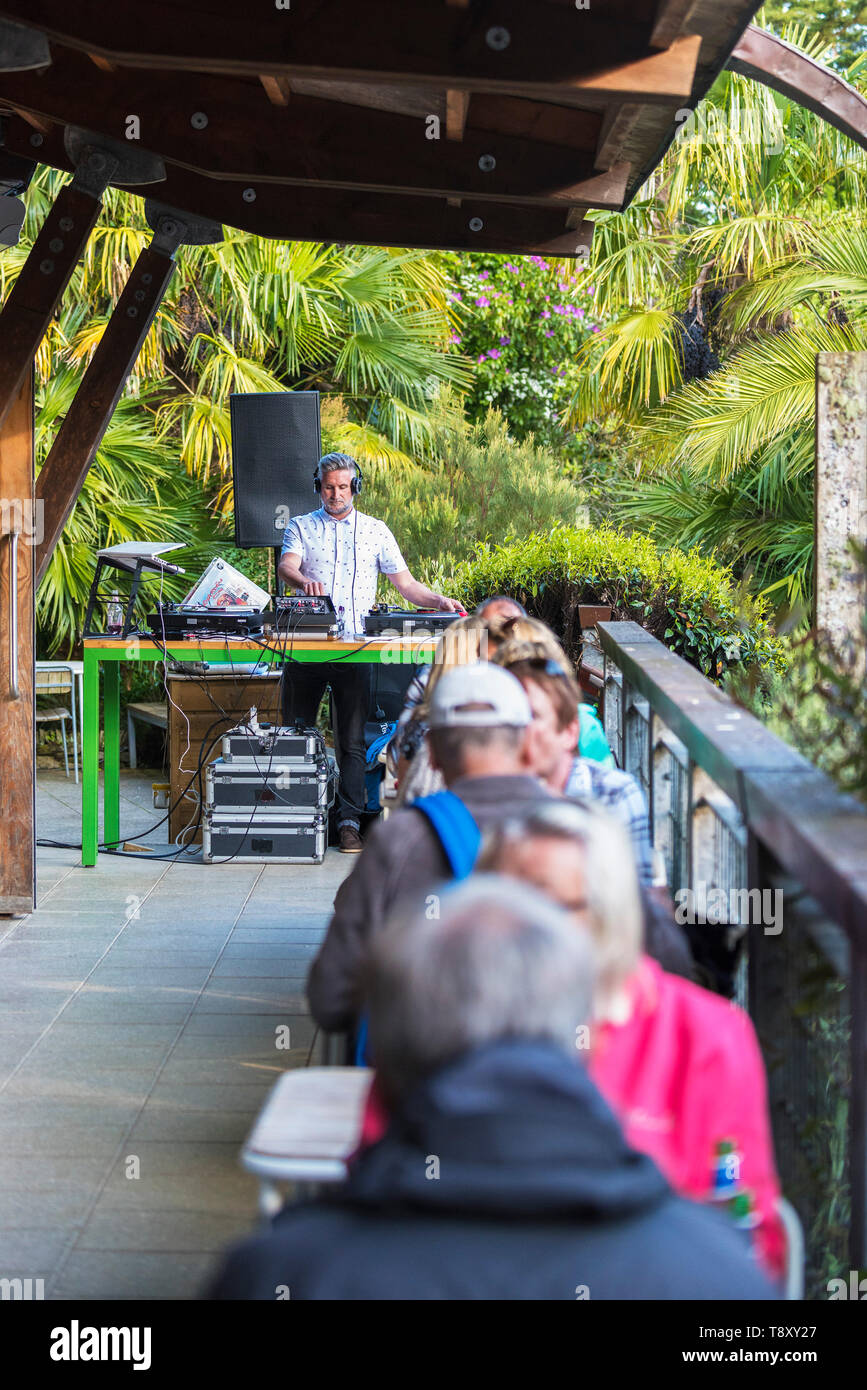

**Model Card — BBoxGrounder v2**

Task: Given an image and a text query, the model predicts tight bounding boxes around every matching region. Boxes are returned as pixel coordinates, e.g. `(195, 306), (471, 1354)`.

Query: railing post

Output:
(652, 722), (689, 894)
(602, 654), (623, 767)
(624, 688), (651, 816)
(852, 943), (867, 1270)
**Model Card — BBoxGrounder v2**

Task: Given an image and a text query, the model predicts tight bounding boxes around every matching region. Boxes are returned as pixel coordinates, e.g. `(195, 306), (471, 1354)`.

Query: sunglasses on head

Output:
(525, 656), (570, 678)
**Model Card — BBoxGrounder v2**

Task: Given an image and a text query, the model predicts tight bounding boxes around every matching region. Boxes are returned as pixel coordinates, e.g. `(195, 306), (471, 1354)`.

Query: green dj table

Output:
(81, 634), (438, 867)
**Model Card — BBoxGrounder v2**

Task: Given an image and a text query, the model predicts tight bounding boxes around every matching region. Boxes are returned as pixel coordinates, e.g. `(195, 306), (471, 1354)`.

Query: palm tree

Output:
(2, 172), (470, 651)
(565, 20), (867, 606)
(34, 371), (208, 655)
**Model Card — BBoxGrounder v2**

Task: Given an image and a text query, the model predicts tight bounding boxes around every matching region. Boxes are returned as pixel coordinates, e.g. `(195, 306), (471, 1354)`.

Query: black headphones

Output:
(313, 452), (364, 496)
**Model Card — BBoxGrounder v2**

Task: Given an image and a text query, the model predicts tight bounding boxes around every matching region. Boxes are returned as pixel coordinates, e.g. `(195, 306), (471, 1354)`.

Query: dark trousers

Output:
(280, 662), (371, 828)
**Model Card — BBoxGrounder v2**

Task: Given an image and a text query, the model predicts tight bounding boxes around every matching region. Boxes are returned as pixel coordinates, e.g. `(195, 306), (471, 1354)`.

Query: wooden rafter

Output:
(1, 113), (597, 256)
(0, 55), (620, 207)
(34, 245), (179, 585)
(0, 180), (102, 433)
(446, 89), (469, 141)
(4, 103), (50, 134)
(650, 0), (699, 51)
(259, 73), (290, 105)
(595, 101), (644, 170)
(0, 0), (696, 97)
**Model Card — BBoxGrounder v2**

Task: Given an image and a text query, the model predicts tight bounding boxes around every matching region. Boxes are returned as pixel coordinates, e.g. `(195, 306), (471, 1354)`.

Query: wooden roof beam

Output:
(0, 55), (626, 206)
(571, 34), (701, 104)
(650, 0), (699, 51)
(594, 101), (643, 170)
(0, 0), (692, 95)
(0, 180), (102, 432)
(0, 112), (597, 257)
(2, 102), (50, 133)
(467, 94), (599, 152)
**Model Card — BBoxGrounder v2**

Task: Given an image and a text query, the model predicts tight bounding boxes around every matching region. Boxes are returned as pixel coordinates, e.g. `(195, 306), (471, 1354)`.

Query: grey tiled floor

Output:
(0, 769), (352, 1300)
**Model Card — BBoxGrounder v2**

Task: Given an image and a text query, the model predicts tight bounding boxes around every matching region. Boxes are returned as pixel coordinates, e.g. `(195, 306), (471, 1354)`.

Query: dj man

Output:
(277, 452), (461, 854)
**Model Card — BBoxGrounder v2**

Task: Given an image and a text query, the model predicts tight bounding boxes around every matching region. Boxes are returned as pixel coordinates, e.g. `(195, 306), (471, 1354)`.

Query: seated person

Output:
(208, 878), (775, 1301)
(493, 614), (614, 766)
(473, 593), (527, 623)
(388, 614), (492, 805)
(390, 613), (613, 803)
(493, 641), (654, 885)
(390, 598), (524, 740)
(306, 664), (553, 1034)
(386, 606), (526, 789)
(479, 801), (786, 1282)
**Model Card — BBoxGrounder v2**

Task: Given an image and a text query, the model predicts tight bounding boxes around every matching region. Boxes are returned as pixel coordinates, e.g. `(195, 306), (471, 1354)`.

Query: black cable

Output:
(141, 614), (282, 849)
(350, 505), (359, 637)
(68, 585), (299, 859)
(97, 581), (343, 856)
(97, 720), (231, 858)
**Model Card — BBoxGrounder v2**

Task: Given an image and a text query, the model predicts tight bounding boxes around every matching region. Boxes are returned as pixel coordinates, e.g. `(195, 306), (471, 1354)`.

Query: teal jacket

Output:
(578, 703), (614, 767)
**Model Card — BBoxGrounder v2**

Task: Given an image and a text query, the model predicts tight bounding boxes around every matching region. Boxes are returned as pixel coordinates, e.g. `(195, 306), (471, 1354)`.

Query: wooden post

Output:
(815, 352), (867, 662)
(34, 245), (178, 584)
(0, 186), (101, 434)
(0, 371), (35, 914)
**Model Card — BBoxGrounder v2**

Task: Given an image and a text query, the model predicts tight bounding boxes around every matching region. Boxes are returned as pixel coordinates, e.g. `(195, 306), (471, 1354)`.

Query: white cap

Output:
(427, 663), (532, 730)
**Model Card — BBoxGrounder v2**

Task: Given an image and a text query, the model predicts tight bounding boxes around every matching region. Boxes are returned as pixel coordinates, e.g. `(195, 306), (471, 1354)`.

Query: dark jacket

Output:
(306, 774), (554, 1032)
(208, 1041), (776, 1301)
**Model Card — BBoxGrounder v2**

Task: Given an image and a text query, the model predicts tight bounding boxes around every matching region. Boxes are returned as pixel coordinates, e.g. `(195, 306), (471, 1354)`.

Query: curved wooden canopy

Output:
(728, 24), (867, 151)
(0, 0), (762, 256)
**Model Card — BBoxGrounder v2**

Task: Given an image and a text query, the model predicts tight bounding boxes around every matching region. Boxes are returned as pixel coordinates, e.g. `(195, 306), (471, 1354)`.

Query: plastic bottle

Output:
(710, 1138), (742, 1202)
(106, 592), (124, 635)
(729, 1189), (760, 1230)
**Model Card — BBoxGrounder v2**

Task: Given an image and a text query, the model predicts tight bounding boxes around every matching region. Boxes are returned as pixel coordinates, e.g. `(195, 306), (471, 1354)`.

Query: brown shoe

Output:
(338, 824), (363, 854)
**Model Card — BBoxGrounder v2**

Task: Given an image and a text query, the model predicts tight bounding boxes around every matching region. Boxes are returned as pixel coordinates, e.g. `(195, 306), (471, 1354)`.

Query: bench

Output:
(242, 1067), (372, 1216)
(126, 701), (168, 769)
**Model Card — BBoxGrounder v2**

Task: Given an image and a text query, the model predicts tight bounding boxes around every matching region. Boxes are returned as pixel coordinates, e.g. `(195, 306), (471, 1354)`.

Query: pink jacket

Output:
(588, 956), (785, 1279)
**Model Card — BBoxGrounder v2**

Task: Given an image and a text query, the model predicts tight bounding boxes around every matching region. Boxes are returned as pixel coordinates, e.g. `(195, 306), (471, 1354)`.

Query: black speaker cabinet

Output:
(230, 391), (321, 548)
(369, 661), (418, 721)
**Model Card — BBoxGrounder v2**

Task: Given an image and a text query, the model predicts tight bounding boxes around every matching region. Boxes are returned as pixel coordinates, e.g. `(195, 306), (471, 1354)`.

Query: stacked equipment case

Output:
(202, 721), (337, 863)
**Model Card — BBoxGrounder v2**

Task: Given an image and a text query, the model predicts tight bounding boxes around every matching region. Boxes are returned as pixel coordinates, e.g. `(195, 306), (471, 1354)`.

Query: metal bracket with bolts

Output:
(64, 126), (165, 199)
(0, 18), (51, 72)
(144, 199), (223, 257)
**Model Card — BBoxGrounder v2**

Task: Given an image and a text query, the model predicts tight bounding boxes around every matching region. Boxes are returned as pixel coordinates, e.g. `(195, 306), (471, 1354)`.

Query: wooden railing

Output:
(598, 621), (867, 1293)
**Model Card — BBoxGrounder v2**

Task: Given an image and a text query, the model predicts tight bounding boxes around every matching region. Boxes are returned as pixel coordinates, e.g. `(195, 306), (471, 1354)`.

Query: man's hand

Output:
(388, 570), (465, 613)
(278, 552), (326, 597)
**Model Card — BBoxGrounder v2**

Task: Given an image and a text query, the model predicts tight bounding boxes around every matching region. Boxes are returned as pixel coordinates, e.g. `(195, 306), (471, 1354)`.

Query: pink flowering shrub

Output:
(444, 251), (600, 446)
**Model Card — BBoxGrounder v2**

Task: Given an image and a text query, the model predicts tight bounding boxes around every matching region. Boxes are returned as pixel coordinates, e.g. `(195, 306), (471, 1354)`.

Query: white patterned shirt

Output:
(280, 506), (406, 635)
(566, 757), (654, 886)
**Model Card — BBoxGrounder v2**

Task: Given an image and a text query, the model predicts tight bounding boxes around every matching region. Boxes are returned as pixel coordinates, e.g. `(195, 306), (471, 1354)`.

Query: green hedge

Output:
(444, 525), (785, 679)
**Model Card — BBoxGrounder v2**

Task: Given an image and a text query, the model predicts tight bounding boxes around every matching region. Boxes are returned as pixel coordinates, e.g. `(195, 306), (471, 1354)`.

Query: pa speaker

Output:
(369, 662), (418, 722)
(230, 391), (321, 548)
